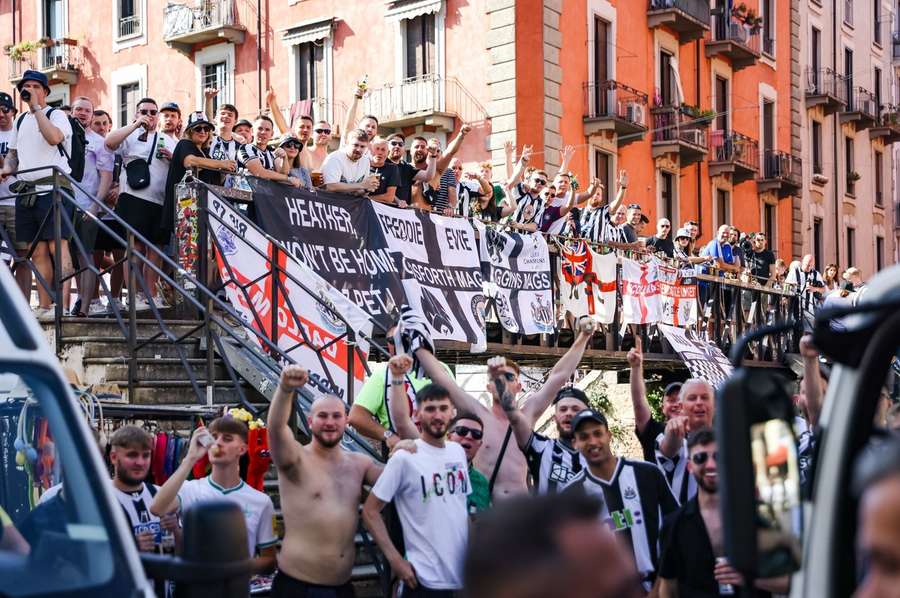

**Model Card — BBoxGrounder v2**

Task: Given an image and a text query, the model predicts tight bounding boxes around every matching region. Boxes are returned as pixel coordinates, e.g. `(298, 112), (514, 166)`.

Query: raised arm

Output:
(627, 338), (652, 434)
(659, 415), (687, 459)
(412, 150), (438, 182)
(553, 145), (575, 179)
(799, 335), (823, 427)
(607, 169), (628, 214)
(504, 140), (515, 180)
(489, 358), (533, 450)
(342, 87), (364, 145)
(520, 324), (593, 424)
(150, 428), (209, 516)
(414, 347), (487, 417)
(105, 118), (145, 151)
(203, 87), (218, 121)
(267, 365), (308, 472)
(386, 355), (420, 440)
(576, 178), (601, 204)
(505, 145), (532, 191)
(437, 124), (471, 171)
(266, 86), (289, 136)
(557, 188), (578, 219)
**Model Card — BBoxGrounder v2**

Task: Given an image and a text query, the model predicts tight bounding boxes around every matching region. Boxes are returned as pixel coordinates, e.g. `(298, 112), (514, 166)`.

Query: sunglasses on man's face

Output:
(660, 224), (671, 228)
(389, 141), (404, 147)
(533, 178), (547, 186)
(0, 107), (13, 114)
(139, 109), (158, 116)
(314, 128), (331, 135)
(451, 426), (484, 440)
(691, 450), (718, 465)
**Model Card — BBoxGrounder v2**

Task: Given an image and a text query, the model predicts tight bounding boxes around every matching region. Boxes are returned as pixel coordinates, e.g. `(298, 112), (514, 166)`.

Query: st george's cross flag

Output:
(558, 240), (617, 324)
(620, 257), (661, 324)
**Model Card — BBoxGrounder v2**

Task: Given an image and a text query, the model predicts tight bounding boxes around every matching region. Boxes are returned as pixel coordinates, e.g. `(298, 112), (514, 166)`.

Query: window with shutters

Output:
(594, 149), (611, 204)
(405, 13), (436, 79)
(660, 171), (676, 222)
(659, 50), (675, 106)
(202, 62), (228, 115)
(716, 189), (730, 228)
(764, 203), (776, 247)
(296, 41), (325, 103)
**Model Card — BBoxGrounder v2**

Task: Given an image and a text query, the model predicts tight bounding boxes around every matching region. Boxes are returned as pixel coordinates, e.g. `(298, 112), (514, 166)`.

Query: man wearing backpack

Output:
(0, 70), (74, 320)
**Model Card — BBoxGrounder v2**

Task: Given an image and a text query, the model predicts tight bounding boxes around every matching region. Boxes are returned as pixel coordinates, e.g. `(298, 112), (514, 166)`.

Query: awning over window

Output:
(384, 0), (443, 22)
(281, 17), (335, 46)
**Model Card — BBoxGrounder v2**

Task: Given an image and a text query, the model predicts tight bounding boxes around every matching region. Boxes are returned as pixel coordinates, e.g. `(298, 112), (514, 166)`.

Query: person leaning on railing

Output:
(160, 111), (237, 241)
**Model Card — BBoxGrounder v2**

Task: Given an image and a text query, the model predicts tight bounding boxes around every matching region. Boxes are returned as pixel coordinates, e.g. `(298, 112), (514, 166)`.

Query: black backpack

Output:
(17, 108), (87, 182)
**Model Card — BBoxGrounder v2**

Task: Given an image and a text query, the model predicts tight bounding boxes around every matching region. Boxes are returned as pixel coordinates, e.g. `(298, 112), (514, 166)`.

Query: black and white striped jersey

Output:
(210, 136), (240, 162)
(652, 435), (698, 506)
(237, 143), (275, 171)
(563, 459), (679, 591)
(114, 483), (161, 539)
(524, 432), (585, 495)
(510, 183), (545, 227)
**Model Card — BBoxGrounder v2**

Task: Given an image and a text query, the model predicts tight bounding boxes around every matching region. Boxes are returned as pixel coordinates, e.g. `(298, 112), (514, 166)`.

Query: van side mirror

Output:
(717, 368), (803, 582)
(140, 500), (252, 596)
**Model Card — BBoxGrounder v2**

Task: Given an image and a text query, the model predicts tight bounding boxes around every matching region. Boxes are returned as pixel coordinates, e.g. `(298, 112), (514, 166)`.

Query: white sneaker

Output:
(130, 295), (152, 312)
(106, 298), (124, 314)
(151, 294), (170, 309)
(87, 300), (107, 317)
(32, 306), (55, 322)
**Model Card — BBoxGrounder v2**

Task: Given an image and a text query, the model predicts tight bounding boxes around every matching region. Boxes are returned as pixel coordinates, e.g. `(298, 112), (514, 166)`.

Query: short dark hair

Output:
(219, 103), (239, 118)
(361, 114), (379, 125)
(411, 136), (428, 145)
(208, 416), (249, 443)
(465, 492), (605, 598)
(254, 114), (274, 126)
(136, 97), (157, 109)
(386, 132), (405, 143)
(92, 109), (110, 120)
(449, 411), (484, 431)
(687, 426), (715, 451)
(347, 128), (369, 143)
(299, 114), (314, 124)
(417, 383), (451, 404)
(110, 425), (154, 450)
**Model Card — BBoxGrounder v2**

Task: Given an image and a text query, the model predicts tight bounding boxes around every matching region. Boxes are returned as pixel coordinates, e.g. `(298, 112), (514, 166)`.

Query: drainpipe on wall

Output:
(696, 38), (703, 234)
(832, 0), (840, 265)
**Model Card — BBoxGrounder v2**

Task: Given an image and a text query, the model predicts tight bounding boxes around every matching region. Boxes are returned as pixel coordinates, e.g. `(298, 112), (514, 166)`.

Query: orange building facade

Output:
(1, 0), (897, 270)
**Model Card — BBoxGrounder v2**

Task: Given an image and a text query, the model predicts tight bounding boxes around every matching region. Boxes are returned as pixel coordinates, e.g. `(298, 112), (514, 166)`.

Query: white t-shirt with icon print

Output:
(372, 438), (470, 590)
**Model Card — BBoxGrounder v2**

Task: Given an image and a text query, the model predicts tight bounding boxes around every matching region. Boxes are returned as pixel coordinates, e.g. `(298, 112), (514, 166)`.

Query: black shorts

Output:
(115, 193), (163, 245)
(93, 220), (125, 252)
(15, 191), (75, 245)
(270, 571), (355, 598)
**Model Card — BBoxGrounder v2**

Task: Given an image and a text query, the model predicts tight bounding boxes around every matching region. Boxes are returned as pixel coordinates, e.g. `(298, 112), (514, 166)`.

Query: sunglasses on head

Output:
(451, 425), (483, 440)
(139, 109), (158, 116)
(314, 128), (331, 134)
(691, 450), (718, 465)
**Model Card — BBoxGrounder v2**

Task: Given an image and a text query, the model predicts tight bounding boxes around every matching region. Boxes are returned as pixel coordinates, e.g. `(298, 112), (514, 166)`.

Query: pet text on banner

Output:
(475, 221), (554, 335)
(209, 190), (372, 401)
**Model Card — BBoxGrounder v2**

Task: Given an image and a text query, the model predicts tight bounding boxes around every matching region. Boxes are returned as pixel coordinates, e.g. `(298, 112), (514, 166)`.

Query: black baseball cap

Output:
(0, 92), (14, 110)
(663, 382), (683, 397)
(571, 409), (609, 432)
(160, 101), (181, 114)
(553, 386), (590, 407)
(234, 118), (252, 129)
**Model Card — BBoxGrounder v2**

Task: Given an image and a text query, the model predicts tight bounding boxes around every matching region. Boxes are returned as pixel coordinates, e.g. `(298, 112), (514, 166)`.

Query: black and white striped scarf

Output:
(393, 305), (436, 380)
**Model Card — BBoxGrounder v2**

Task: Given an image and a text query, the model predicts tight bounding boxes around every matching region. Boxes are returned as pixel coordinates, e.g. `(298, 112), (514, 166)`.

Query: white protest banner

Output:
(658, 263), (699, 327)
(658, 323), (734, 388)
(476, 221), (554, 335)
(620, 258), (661, 324)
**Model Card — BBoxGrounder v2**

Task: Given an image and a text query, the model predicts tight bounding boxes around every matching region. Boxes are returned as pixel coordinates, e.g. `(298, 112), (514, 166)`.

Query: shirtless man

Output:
(410, 325), (593, 499)
(267, 365), (382, 597)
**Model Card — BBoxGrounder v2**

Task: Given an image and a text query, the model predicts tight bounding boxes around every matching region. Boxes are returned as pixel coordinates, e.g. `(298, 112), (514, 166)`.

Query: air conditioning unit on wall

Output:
(625, 103), (645, 126)
(682, 128), (706, 146)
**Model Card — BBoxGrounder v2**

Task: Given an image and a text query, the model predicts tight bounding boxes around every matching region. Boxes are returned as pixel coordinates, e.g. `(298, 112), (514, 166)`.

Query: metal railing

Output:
(877, 106), (900, 127)
(761, 149), (802, 185)
(709, 130), (759, 171)
(846, 85), (877, 117)
(647, 0), (711, 24)
(118, 15), (142, 38)
(652, 105), (709, 148)
(583, 80), (649, 126)
(163, 0), (235, 38)
(8, 39), (83, 81)
(712, 15), (762, 53)
(362, 74), (489, 126)
(805, 67), (848, 103)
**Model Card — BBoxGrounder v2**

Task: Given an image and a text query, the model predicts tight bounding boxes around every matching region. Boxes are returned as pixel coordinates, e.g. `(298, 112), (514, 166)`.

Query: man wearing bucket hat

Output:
(0, 70), (74, 319)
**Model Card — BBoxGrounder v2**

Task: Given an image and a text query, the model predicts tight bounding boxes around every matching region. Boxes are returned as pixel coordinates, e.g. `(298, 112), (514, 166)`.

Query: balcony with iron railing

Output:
(651, 105), (708, 166)
(163, 0), (246, 54)
(757, 150), (802, 197)
(646, 0), (710, 43)
(840, 85), (878, 129)
(869, 105), (900, 144)
(279, 98), (348, 137)
(360, 74), (488, 132)
(117, 14), (142, 39)
(582, 81), (649, 146)
(708, 130), (759, 184)
(805, 67), (847, 115)
(7, 38), (83, 85)
(706, 14), (761, 71)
